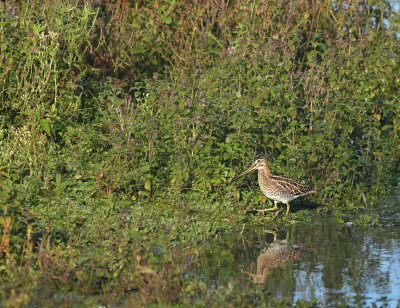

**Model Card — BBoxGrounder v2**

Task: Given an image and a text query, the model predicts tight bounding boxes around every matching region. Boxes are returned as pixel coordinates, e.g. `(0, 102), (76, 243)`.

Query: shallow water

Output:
(195, 209), (400, 306)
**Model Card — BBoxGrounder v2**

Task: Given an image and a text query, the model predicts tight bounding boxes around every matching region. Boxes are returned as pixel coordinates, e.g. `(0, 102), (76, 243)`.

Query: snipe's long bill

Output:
(233, 159), (316, 215)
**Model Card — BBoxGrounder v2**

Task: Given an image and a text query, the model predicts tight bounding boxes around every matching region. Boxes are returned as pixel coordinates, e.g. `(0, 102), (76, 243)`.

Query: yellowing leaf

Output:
(56, 173), (61, 187)
(374, 114), (381, 121)
(310, 154), (318, 162)
(145, 179), (151, 191)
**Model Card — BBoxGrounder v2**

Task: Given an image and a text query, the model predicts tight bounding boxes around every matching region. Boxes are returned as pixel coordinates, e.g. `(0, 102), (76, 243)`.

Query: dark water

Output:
(196, 210), (400, 306)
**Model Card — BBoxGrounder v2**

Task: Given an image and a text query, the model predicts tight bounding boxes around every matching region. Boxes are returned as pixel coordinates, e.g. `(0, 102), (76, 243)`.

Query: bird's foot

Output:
(257, 204), (278, 213)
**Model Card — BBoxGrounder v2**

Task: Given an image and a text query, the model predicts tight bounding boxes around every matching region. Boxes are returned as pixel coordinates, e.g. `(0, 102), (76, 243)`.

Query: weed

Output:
(0, 0), (399, 305)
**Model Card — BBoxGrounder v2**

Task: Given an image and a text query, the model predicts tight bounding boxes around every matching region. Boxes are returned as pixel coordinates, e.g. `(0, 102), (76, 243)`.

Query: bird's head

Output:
(233, 158), (269, 181)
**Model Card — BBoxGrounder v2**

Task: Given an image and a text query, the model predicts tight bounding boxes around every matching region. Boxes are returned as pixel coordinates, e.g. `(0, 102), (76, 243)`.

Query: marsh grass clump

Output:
(0, 0), (399, 305)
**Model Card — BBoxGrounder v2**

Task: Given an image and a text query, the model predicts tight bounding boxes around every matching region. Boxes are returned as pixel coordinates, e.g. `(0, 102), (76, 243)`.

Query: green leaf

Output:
(252, 97), (262, 106)
(314, 133), (324, 142)
(40, 119), (51, 136)
(162, 16), (172, 25)
(307, 50), (319, 62)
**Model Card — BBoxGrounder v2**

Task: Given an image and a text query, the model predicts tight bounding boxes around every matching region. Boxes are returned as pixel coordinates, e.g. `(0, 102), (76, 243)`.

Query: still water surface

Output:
(196, 209), (400, 306)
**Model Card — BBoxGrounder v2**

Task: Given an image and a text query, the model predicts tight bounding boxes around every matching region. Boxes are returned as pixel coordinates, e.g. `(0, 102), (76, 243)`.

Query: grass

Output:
(0, 0), (399, 306)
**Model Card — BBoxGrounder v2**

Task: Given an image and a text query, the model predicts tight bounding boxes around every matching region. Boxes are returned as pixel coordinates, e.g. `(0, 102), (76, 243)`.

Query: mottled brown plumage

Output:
(234, 158), (316, 214)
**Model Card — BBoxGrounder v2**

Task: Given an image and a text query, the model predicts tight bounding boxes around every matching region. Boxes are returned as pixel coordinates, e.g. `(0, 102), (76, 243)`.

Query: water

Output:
(195, 210), (400, 306)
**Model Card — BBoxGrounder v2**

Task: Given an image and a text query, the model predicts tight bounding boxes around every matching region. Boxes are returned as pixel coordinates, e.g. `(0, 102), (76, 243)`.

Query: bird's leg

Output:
(285, 202), (291, 215)
(258, 201), (278, 213)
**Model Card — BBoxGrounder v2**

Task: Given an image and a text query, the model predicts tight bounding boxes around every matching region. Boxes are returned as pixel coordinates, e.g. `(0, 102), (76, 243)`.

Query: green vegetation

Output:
(0, 0), (399, 306)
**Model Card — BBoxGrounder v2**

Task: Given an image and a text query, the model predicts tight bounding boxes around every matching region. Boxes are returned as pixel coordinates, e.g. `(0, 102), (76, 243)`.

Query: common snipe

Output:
(234, 159), (316, 215)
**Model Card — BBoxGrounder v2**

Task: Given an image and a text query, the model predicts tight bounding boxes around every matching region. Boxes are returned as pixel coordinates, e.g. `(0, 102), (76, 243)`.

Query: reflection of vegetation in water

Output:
(289, 213), (400, 305)
(0, 0), (399, 305)
(192, 209), (399, 306)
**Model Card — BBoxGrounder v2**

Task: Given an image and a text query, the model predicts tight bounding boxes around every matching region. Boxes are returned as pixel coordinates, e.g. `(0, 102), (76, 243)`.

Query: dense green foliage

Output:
(0, 0), (399, 305)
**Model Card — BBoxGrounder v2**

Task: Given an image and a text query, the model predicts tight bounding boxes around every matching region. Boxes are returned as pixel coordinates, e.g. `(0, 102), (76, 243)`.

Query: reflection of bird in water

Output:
(232, 158), (316, 215)
(252, 232), (313, 284)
